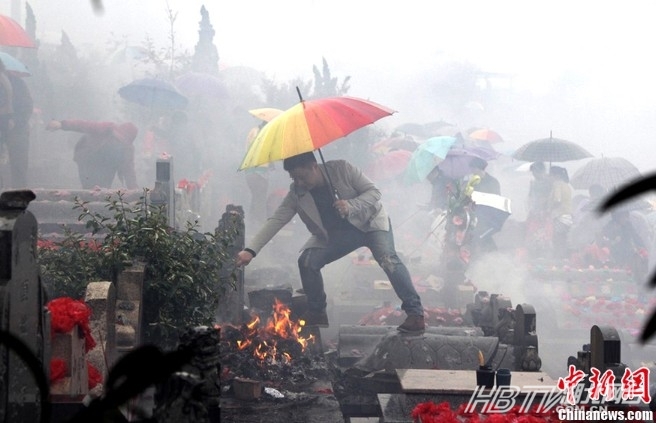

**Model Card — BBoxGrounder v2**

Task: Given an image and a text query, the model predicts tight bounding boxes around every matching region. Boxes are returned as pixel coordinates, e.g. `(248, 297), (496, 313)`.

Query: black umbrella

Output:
(571, 157), (640, 190)
(512, 133), (593, 163)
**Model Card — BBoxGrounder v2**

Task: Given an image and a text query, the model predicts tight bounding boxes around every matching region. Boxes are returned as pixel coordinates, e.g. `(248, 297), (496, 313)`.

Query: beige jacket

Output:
(247, 160), (390, 254)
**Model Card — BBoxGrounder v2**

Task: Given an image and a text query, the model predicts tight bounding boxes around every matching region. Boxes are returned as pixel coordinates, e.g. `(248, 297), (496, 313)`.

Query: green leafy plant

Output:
(38, 190), (239, 349)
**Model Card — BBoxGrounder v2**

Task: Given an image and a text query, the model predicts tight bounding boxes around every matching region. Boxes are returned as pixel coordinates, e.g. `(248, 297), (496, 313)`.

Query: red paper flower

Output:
(46, 297), (96, 352)
(88, 361), (103, 390)
(412, 401), (560, 423)
(50, 358), (67, 384)
(37, 239), (58, 250)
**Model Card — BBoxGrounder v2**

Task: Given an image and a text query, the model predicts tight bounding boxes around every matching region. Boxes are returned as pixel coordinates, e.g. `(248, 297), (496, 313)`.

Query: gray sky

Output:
(6, 1), (656, 171)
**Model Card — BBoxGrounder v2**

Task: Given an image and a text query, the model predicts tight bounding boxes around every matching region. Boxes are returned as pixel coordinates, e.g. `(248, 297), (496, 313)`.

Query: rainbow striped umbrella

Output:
(239, 95), (395, 170)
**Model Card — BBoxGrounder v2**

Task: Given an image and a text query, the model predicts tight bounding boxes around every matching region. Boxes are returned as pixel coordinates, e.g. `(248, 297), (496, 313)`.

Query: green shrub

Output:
(38, 190), (238, 349)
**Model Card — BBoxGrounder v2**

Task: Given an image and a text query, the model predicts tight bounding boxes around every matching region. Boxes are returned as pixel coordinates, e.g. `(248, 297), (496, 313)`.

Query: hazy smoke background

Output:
(20, 1), (656, 170)
(5, 1), (656, 376)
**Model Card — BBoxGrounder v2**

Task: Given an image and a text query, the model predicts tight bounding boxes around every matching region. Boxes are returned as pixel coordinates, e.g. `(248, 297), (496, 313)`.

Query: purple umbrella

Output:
(437, 144), (500, 179)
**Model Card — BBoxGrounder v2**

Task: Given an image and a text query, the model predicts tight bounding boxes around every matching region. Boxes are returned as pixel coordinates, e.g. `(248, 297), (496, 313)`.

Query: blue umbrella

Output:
(118, 78), (188, 110)
(403, 136), (457, 184)
(0, 51), (30, 76)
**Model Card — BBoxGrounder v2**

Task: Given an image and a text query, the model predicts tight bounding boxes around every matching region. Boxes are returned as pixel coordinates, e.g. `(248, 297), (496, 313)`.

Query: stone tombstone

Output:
(215, 205), (245, 325)
(0, 190), (48, 423)
(590, 325), (623, 374)
(150, 158), (175, 229)
(50, 325), (88, 397)
(115, 263), (145, 354)
(84, 281), (116, 380)
(513, 303), (540, 371)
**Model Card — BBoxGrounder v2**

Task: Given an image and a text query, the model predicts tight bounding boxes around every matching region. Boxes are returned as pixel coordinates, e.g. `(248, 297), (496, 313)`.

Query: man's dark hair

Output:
(470, 157), (488, 171)
(283, 151), (317, 171)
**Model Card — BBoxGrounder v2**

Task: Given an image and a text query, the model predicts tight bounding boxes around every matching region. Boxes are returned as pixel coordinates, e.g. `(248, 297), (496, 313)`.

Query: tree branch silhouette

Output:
(598, 172), (656, 343)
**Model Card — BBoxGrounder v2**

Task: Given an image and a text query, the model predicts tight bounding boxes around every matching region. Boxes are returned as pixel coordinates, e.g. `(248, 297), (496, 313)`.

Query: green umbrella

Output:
(403, 136), (457, 184)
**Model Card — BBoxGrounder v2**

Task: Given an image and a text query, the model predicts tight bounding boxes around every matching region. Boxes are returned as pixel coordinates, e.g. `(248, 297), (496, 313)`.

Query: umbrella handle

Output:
(318, 148), (340, 200)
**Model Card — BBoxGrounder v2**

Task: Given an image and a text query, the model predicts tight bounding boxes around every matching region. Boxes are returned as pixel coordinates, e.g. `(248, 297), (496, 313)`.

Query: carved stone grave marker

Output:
(0, 190), (48, 423)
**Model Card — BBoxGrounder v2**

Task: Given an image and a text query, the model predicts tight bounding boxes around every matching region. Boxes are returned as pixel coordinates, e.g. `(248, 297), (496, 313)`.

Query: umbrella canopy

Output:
(471, 191), (512, 233)
(0, 51), (30, 76)
(248, 107), (284, 122)
(433, 136), (501, 179)
(366, 149), (412, 182)
(437, 149), (490, 179)
(394, 122), (429, 137)
(110, 45), (148, 64)
(118, 78), (188, 110)
(239, 95), (395, 170)
(370, 135), (418, 154)
(512, 136), (593, 163)
(175, 72), (229, 100)
(0, 15), (36, 48)
(571, 157), (641, 190)
(469, 128), (503, 143)
(404, 136), (457, 184)
(424, 120), (456, 135)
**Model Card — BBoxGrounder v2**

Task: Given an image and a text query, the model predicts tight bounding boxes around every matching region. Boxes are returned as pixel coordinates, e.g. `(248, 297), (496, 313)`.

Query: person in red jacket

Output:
(46, 119), (139, 189)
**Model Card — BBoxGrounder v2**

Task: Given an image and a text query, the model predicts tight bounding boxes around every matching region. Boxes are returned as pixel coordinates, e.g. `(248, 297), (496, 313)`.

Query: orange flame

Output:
(233, 298), (314, 362)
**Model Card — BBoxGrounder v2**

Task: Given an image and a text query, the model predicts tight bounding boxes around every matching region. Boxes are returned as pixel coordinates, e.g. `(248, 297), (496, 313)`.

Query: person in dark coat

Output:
(470, 157), (500, 195)
(469, 157), (501, 253)
(46, 119), (139, 189)
(5, 72), (33, 188)
(0, 59), (14, 146)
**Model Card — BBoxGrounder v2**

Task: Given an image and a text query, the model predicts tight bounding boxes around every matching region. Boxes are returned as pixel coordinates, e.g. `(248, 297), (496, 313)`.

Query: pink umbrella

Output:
(0, 14), (36, 48)
(370, 135), (418, 154)
(366, 150), (412, 182)
(469, 128), (503, 143)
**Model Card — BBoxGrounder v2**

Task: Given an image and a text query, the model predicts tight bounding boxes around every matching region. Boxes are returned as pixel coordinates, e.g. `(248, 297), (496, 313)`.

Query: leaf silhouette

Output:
(598, 172), (656, 344)
(598, 173), (656, 211)
(640, 309), (656, 344)
(598, 173), (656, 287)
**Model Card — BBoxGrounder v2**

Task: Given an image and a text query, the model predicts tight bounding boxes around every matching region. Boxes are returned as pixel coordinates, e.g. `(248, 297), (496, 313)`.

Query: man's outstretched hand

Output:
(46, 120), (62, 131)
(235, 250), (254, 267)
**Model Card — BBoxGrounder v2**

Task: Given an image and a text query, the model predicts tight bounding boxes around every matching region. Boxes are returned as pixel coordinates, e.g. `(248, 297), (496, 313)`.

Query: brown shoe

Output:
(301, 310), (329, 328)
(397, 314), (425, 333)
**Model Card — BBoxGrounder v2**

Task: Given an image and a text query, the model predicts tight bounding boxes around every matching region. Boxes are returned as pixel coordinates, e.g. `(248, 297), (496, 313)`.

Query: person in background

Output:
(524, 161), (553, 258)
(469, 157), (502, 253)
(548, 166), (573, 259)
(5, 72), (33, 188)
(0, 59), (14, 152)
(235, 151), (425, 333)
(569, 184), (610, 252)
(426, 165), (455, 211)
(144, 110), (201, 181)
(599, 209), (650, 281)
(469, 157), (500, 195)
(46, 119), (139, 189)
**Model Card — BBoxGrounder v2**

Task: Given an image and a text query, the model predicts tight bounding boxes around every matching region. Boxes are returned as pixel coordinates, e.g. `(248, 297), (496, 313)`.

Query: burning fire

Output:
(232, 298), (314, 363)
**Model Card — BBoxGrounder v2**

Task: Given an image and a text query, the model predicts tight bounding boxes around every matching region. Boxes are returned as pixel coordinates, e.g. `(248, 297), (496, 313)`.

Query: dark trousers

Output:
(298, 221), (424, 316)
